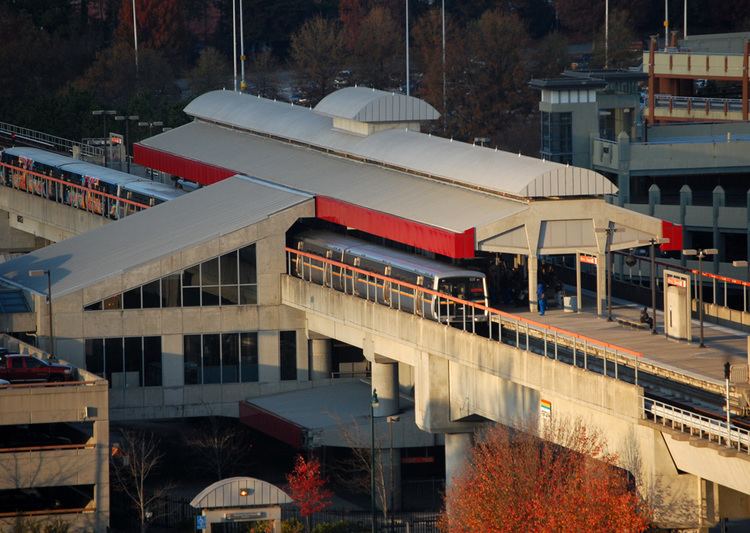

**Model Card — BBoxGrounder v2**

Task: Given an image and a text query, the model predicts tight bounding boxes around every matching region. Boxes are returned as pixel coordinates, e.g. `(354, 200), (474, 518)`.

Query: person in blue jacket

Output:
(537, 282), (546, 316)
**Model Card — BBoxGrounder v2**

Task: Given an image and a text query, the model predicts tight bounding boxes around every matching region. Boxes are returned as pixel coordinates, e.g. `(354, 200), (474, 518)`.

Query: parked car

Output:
(0, 354), (77, 383)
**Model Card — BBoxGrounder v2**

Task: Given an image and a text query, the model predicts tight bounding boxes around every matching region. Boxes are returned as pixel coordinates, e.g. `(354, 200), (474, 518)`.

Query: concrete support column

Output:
(648, 184), (661, 217)
(528, 255), (538, 313)
(445, 432), (473, 491)
(309, 338), (332, 381)
(575, 252), (582, 313)
(713, 186), (725, 274)
(372, 361), (399, 417)
(680, 185), (692, 268)
(378, 446), (402, 512)
(596, 254), (606, 316)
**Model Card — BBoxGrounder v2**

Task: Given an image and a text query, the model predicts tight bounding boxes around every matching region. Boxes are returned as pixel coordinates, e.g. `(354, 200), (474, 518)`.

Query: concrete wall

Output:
(30, 200), (314, 420)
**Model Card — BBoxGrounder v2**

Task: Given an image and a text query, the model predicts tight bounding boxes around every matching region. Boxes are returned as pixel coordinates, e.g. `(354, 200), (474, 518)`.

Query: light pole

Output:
(682, 248), (718, 347)
(92, 110), (117, 167)
(114, 114), (140, 173)
(239, 0), (246, 91)
(605, 0), (609, 68)
(29, 269), (54, 357)
(132, 0), (139, 74)
(650, 239), (657, 334)
(441, 0), (446, 131)
(387, 415), (400, 532)
(370, 389), (379, 533)
(137, 120), (164, 138)
(405, 0), (410, 96)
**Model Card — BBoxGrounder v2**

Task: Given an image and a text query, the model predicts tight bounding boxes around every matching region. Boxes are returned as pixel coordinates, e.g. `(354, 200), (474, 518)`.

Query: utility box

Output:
(663, 270), (692, 341)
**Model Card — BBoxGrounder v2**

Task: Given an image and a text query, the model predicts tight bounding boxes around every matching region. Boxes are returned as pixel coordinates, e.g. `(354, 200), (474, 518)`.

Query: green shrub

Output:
(312, 521), (360, 533)
(282, 518), (304, 533)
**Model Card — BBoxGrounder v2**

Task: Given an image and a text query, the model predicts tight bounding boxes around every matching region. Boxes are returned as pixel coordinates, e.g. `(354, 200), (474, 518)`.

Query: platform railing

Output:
(0, 161), (150, 219)
(644, 396), (750, 453)
(0, 120), (103, 159)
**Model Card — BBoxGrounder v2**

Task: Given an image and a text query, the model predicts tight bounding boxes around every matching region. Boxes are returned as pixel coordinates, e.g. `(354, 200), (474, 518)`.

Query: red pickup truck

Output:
(0, 353), (77, 383)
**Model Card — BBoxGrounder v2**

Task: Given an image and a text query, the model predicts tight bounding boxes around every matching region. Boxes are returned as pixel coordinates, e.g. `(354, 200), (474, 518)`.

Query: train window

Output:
(103, 294), (121, 310)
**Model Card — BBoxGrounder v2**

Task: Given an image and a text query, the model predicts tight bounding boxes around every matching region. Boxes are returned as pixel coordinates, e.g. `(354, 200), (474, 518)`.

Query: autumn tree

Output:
(250, 48), (280, 99)
(286, 455), (332, 533)
(111, 429), (173, 533)
(187, 47), (231, 96)
(353, 6), (402, 89)
(591, 8), (640, 69)
(115, 0), (189, 64)
(339, 0), (368, 50)
(439, 419), (651, 532)
(290, 16), (345, 104)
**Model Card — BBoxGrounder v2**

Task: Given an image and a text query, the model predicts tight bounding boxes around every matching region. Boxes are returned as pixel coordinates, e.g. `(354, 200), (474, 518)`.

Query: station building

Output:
(530, 32), (750, 276)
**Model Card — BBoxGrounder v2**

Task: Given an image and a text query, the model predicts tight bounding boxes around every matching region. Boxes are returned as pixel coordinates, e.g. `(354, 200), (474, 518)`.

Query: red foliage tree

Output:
(287, 455), (332, 532)
(115, 0), (188, 62)
(440, 419), (651, 533)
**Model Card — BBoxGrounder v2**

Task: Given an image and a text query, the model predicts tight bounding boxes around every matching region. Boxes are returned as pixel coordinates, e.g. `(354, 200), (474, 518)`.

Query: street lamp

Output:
(28, 269), (54, 358)
(91, 110), (117, 167)
(370, 389), (379, 533)
(114, 114), (140, 173)
(682, 248), (717, 347)
(137, 120), (164, 138)
(387, 415), (400, 532)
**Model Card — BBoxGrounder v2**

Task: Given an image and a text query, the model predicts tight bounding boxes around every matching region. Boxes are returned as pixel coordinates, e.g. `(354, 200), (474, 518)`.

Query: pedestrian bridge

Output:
(281, 247), (750, 529)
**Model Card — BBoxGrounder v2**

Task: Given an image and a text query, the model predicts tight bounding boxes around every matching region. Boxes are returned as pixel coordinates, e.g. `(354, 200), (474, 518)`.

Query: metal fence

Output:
(0, 120), (103, 159)
(281, 508), (439, 533)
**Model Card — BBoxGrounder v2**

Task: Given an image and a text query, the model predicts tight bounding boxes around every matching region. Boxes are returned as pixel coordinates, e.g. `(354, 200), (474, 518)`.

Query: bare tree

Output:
(290, 16), (345, 105)
(184, 416), (253, 481)
(111, 429), (172, 533)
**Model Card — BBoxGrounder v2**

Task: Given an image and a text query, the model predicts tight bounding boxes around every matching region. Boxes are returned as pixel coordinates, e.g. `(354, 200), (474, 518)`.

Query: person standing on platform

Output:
(537, 282), (546, 316)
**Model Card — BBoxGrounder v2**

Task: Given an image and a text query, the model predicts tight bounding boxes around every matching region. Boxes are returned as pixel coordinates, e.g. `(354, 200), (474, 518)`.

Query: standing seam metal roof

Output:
(0, 176), (312, 297)
(314, 86), (440, 122)
(183, 90), (617, 199)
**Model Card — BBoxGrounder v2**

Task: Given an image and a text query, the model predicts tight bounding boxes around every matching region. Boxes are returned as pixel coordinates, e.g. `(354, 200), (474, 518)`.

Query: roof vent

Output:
(314, 87), (440, 136)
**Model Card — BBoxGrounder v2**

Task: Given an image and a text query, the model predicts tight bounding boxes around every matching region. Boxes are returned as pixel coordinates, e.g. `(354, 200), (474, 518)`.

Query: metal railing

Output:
(654, 93), (743, 115)
(0, 161), (150, 219)
(0, 120), (103, 159)
(644, 396), (750, 453)
(287, 248), (741, 452)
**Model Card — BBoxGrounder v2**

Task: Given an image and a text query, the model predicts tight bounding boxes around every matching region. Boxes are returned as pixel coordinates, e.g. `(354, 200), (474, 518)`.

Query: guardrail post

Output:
(635, 359), (639, 386)
(573, 340), (577, 367)
(724, 280), (728, 307)
(543, 331), (548, 358)
(603, 349), (607, 377)
(554, 331), (558, 361)
(584, 339), (588, 370)
(516, 323), (520, 348)
(526, 323), (529, 352)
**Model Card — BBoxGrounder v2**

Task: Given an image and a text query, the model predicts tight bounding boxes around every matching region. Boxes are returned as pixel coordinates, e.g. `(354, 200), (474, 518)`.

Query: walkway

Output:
(501, 297), (747, 384)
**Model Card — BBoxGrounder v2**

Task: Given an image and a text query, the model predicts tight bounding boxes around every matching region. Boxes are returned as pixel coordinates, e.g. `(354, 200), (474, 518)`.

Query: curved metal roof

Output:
(190, 477), (292, 508)
(314, 86), (440, 122)
(184, 90), (617, 199)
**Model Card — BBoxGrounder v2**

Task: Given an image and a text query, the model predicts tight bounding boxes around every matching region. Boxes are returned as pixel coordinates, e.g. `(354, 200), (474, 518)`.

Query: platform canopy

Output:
(190, 477), (291, 509)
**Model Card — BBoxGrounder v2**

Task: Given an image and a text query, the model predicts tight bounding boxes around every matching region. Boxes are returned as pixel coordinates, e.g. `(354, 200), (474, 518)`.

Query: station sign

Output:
(666, 275), (687, 288)
(580, 254), (597, 265)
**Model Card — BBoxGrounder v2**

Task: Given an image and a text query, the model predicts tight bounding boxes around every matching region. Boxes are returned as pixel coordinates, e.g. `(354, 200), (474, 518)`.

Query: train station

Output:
(2, 86), (750, 530)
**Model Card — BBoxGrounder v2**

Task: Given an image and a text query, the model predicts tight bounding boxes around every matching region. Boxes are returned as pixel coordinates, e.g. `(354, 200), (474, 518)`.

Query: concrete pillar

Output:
(445, 432), (473, 490)
(648, 184), (661, 217)
(680, 185), (693, 268)
(617, 131), (631, 205)
(528, 255), (538, 313)
(596, 253), (606, 316)
(378, 446), (402, 512)
(575, 252), (582, 313)
(309, 338), (332, 381)
(372, 361), (399, 417)
(713, 186), (725, 273)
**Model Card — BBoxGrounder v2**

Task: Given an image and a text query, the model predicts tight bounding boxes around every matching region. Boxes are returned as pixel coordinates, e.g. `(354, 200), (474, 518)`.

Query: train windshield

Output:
(437, 276), (485, 301)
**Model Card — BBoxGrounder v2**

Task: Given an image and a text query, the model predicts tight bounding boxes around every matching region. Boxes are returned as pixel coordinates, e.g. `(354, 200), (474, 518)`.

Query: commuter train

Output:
(0, 147), (184, 219)
(291, 230), (489, 323)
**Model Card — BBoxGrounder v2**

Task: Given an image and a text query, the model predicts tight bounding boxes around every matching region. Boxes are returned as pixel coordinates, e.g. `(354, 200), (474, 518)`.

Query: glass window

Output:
(279, 331), (297, 381)
(84, 301), (102, 311)
(183, 264), (200, 287)
(220, 285), (239, 305)
(105, 338), (123, 389)
(220, 251), (238, 285)
(161, 274), (181, 307)
(124, 337), (143, 387)
(103, 294), (122, 310)
(240, 285), (257, 305)
(202, 334), (221, 384)
(142, 280), (160, 308)
(222, 333), (239, 383)
(239, 245), (257, 284)
(85, 338), (104, 377)
(201, 258), (220, 286)
(184, 335), (202, 385)
(143, 336), (162, 387)
(183, 287), (201, 307)
(123, 287), (142, 310)
(201, 285), (220, 306)
(240, 332), (258, 382)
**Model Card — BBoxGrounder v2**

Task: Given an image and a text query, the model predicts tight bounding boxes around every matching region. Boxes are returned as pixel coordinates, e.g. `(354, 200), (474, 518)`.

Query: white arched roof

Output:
(314, 86), (440, 122)
(183, 90), (617, 199)
(190, 477), (292, 509)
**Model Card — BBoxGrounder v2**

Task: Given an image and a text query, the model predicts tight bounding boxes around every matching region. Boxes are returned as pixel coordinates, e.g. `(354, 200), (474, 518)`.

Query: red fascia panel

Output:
(133, 144), (235, 185)
(660, 220), (683, 252)
(239, 401), (304, 449)
(315, 196), (475, 259)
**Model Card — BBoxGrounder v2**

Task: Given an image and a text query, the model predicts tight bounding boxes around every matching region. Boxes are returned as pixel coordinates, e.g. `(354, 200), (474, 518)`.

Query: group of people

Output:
(536, 263), (563, 316)
(486, 257), (564, 315)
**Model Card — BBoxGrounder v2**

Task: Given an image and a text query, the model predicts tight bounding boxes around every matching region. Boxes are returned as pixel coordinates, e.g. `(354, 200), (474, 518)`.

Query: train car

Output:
(0, 147), (184, 219)
(291, 230), (489, 324)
